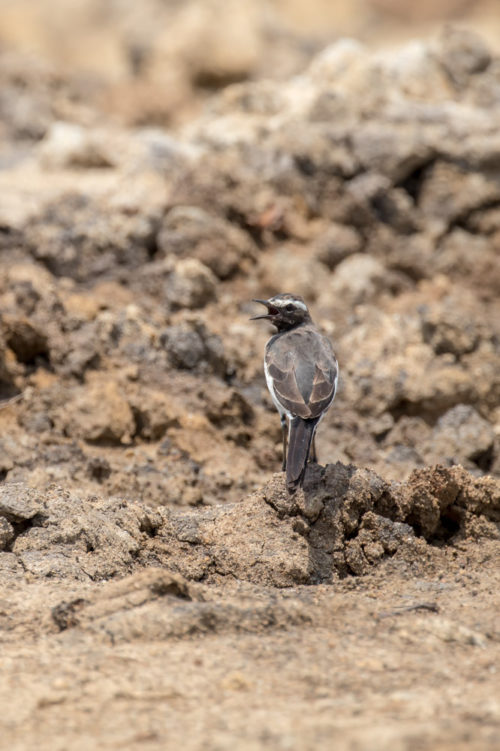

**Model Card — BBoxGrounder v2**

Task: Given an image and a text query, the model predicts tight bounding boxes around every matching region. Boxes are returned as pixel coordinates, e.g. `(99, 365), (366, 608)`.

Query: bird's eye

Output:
(285, 304), (294, 312)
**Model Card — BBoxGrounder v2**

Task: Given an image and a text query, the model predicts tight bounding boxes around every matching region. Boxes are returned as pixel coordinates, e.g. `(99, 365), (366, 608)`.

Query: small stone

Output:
(161, 321), (226, 376)
(5, 318), (49, 364)
(0, 517), (14, 550)
(161, 325), (206, 371)
(345, 540), (370, 576)
(362, 541), (384, 563)
(315, 223), (363, 269)
(87, 457), (112, 483)
(58, 379), (135, 446)
(421, 307), (480, 357)
(435, 27), (491, 86)
(158, 205), (253, 280)
(165, 258), (217, 311)
(0, 484), (41, 522)
(428, 405), (494, 470)
(38, 122), (113, 169)
(330, 254), (388, 305)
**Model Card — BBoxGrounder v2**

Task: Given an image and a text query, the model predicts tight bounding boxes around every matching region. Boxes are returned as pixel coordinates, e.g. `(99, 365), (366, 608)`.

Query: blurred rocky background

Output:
(0, 0), (499, 505)
(1, 0), (500, 128)
(0, 2), (499, 750)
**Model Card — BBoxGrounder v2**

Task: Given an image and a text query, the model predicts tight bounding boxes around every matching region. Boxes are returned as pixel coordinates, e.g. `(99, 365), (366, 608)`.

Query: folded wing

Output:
(267, 337), (337, 419)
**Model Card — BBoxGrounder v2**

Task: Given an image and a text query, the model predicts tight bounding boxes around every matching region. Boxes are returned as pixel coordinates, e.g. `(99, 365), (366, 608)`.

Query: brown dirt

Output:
(1, 468), (499, 751)
(0, 5), (499, 750)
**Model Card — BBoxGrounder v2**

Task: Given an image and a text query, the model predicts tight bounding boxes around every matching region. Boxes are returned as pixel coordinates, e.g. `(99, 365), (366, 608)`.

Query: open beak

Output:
(250, 299), (277, 321)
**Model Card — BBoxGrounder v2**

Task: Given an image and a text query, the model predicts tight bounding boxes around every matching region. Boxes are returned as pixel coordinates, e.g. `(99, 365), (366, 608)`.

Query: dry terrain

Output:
(0, 4), (499, 749)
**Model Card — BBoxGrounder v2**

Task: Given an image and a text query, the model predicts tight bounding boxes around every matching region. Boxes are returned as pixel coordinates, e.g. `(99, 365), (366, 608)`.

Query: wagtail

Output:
(251, 294), (338, 493)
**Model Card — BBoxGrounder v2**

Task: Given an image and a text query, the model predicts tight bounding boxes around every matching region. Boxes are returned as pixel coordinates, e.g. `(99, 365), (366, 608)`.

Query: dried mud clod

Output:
(49, 567), (314, 644)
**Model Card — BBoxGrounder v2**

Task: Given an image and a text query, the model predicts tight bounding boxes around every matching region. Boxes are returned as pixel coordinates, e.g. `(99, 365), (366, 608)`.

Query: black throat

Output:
(273, 318), (311, 334)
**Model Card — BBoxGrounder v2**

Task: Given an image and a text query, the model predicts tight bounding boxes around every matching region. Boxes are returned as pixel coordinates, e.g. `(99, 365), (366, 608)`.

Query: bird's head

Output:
(250, 294), (312, 331)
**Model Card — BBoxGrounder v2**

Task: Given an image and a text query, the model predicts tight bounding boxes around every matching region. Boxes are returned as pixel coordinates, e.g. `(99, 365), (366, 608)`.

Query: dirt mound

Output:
(2, 463), (497, 588)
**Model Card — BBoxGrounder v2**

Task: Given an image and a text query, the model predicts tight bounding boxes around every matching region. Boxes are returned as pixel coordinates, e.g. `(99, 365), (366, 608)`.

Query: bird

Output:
(251, 293), (338, 494)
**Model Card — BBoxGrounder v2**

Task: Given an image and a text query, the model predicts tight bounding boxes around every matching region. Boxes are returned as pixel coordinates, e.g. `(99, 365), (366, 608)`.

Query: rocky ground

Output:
(0, 8), (499, 750)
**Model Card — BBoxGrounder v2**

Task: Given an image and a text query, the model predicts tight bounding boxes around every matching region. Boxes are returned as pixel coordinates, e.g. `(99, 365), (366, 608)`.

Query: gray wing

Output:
(266, 330), (338, 419)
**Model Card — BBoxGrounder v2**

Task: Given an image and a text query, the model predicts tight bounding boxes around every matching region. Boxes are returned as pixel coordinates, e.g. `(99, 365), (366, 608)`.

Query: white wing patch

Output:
(264, 358), (290, 419)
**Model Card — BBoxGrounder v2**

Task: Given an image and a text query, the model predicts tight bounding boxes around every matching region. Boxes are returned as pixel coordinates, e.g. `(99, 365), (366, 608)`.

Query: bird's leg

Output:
(310, 435), (318, 463)
(281, 415), (288, 471)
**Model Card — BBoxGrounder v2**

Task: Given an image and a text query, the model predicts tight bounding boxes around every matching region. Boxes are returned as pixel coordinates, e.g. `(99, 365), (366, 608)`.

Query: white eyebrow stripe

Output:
(271, 298), (308, 311)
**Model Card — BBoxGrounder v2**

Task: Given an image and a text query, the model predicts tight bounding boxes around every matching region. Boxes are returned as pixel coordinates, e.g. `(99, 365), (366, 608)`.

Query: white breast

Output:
(264, 357), (290, 420)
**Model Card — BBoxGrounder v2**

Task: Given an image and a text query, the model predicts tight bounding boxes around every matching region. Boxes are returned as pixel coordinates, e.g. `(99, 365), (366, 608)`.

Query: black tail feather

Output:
(286, 417), (319, 494)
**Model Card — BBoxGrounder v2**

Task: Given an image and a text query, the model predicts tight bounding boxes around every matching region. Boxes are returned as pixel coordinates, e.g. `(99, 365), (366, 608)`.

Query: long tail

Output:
(286, 416), (319, 494)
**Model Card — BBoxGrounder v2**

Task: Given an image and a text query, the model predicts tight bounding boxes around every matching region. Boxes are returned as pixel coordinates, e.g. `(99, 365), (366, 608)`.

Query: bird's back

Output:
(266, 323), (337, 420)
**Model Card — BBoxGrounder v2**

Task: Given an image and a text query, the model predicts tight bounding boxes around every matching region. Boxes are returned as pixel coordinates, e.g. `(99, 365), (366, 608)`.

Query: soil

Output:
(0, 4), (499, 750)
